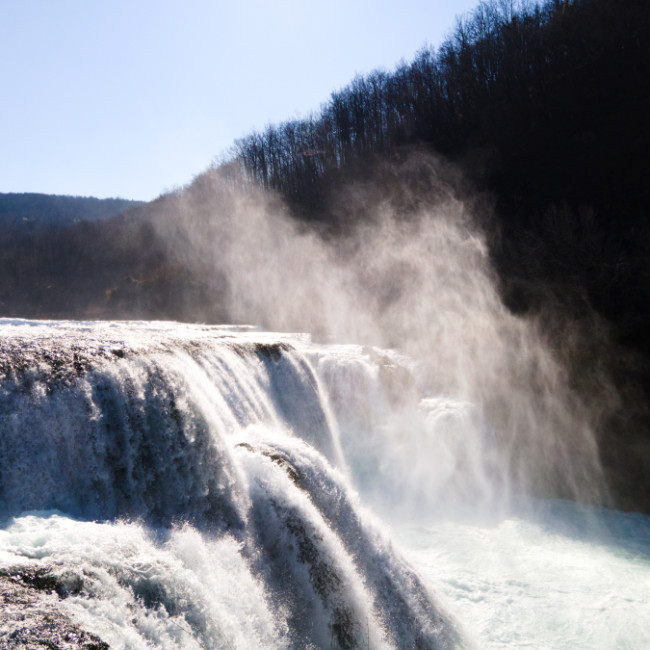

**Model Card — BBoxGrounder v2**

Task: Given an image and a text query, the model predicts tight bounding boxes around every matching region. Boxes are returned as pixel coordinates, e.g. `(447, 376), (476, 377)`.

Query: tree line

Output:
(5, 0), (647, 331)
(225, 0), (648, 227)
(220, 0), (650, 372)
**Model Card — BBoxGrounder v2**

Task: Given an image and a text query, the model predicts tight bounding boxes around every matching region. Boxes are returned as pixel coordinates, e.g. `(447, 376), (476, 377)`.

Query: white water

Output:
(0, 319), (648, 649)
(393, 504), (650, 650)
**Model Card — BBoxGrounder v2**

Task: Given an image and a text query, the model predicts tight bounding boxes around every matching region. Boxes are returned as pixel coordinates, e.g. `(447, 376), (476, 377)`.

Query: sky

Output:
(1, 0), (479, 201)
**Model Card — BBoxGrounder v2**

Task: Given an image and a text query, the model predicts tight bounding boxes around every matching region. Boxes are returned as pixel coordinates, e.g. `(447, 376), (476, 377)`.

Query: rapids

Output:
(0, 319), (648, 649)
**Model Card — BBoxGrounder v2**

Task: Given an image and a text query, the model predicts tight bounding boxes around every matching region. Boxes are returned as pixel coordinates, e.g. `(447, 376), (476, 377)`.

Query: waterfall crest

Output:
(0, 319), (468, 649)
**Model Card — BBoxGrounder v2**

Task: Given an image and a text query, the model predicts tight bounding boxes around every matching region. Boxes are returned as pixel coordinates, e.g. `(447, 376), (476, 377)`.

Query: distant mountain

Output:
(0, 193), (144, 231)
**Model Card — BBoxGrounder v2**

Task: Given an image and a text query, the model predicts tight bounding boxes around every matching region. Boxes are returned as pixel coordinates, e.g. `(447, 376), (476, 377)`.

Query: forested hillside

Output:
(0, 193), (143, 229)
(0, 194), (146, 319)
(1, 0), (649, 510)
(224, 0), (649, 347)
(5, 0), (648, 325)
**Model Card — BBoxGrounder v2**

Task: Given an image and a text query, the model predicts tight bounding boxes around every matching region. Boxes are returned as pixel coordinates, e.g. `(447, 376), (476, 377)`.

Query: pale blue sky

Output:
(1, 0), (479, 200)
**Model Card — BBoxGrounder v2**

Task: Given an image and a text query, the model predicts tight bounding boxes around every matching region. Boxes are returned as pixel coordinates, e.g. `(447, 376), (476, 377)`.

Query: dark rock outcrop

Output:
(0, 566), (109, 649)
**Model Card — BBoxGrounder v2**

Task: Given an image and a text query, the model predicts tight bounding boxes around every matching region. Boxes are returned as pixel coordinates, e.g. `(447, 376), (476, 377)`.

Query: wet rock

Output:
(0, 567), (109, 650)
(236, 442), (301, 485)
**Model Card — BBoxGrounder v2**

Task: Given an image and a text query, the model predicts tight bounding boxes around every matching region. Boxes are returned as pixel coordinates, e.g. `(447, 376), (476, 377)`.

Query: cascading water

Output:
(0, 319), (648, 649)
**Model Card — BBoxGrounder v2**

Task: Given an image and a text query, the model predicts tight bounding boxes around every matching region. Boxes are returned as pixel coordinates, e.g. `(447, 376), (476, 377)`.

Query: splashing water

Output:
(0, 319), (647, 649)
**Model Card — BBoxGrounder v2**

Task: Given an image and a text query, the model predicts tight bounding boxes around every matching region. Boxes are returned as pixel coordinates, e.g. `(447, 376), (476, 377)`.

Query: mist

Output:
(141, 152), (618, 510)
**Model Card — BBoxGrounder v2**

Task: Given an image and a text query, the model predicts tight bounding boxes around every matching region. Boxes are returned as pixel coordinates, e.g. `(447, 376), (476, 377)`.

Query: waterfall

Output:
(1, 319), (648, 650)
(0, 319), (464, 649)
